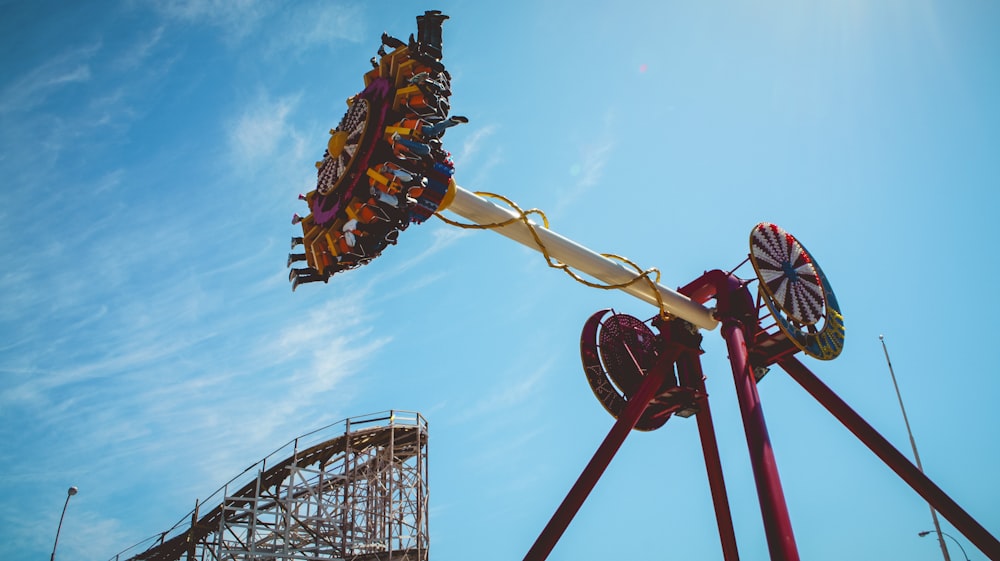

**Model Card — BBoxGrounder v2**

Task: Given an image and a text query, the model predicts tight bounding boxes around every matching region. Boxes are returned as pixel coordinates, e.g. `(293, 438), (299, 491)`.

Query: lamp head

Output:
(918, 531), (932, 537)
(67, 486), (78, 496)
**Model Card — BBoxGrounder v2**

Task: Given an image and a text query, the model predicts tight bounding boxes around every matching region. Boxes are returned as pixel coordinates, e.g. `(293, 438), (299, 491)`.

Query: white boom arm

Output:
(443, 185), (719, 331)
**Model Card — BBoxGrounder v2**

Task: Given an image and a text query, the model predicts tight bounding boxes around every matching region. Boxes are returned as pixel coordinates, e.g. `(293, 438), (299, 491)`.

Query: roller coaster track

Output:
(113, 411), (429, 561)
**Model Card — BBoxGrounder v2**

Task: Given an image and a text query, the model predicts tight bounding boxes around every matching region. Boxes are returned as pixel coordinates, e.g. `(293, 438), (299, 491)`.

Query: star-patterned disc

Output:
(317, 98), (369, 196)
(750, 222), (825, 326)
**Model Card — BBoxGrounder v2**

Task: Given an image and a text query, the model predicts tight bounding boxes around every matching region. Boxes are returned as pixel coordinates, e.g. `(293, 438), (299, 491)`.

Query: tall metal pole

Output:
(50, 486), (78, 561)
(880, 335), (951, 561)
(778, 356), (1000, 558)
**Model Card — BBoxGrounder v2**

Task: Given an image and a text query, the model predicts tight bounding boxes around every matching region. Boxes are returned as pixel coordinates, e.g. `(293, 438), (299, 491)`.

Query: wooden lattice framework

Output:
(121, 411), (429, 561)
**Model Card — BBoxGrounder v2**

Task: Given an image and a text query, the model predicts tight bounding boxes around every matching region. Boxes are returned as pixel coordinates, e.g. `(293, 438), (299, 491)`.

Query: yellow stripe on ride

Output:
(367, 168), (389, 186)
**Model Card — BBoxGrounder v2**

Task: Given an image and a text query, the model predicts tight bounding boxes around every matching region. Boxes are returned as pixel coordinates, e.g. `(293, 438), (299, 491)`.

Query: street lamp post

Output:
(50, 486), (78, 561)
(880, 335), (951, 561)
(921, 530), (972, 561)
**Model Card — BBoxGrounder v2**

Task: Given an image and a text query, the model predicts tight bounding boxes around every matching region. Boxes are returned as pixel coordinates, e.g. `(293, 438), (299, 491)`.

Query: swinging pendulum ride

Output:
(286, 11), (1000, 561)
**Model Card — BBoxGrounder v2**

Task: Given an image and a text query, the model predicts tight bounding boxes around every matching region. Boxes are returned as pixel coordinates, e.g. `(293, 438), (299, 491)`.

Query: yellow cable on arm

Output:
(437, 190), (677, 323)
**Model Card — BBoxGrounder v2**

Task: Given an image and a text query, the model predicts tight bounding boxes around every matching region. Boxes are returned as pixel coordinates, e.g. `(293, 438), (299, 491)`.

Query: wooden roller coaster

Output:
(114, 411), (428, 561)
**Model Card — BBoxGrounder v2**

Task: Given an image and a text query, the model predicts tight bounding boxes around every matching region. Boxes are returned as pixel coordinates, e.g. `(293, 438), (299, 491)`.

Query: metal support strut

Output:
(523, 315), (743, 561)
(521, 346), (679, 561)
(678, 350), (741, 561)
(681, 270), (800, 561)
(778, 356), (1000, 560)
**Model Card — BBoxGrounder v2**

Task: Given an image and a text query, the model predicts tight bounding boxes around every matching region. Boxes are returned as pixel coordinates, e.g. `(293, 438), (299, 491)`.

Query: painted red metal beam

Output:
(679, 351), (741, 561)
(778, 356), (1000, 560)
(724, 321), (800, 561)
(682, 270), (801, 561)
(521, 347), (680, 561)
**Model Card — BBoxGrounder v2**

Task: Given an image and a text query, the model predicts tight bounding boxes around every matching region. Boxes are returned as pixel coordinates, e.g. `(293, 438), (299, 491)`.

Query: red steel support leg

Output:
(778, 356), (1000, 559)
(680, 269), (799, 560)
(680, 351), (741, 561)
(522, 351), (676, 561)
(723, 322), (800, 561)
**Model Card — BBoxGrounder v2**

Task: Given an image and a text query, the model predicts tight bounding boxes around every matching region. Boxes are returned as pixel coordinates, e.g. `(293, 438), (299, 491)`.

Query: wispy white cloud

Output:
(0, 274), (391, 555)
(274, 2), (366, 54)
(228, 92), (302, 167)
(446, 359), (557, 489)
(467, 425), (547, 486)
(456, 124), (496, 165)
(0, 43), (100, 114)
(0, 26), (179, 173)
(0, 336), (207, 407)
(50, 506), (134, 560)
(93, 168), (126, 195)
(109, 293), (393, 488)
(453, 356), (554, 424)
(448, 124), (504, 191)
(555, 110), (616, 214)
(151, 0), (269, 43)
(569, 140), (613, 192)
(113, 25), (167, 70)
(150, 0), (365, 51)
(389, 226), (470, 275)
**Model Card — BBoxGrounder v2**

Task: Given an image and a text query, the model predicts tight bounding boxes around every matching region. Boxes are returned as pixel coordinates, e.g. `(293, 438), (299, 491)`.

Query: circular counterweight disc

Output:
(749, 222), (846, 360)
(598, 313), (657, 398)
(580, 310), (671, 431)
(750, 222), (825, 325)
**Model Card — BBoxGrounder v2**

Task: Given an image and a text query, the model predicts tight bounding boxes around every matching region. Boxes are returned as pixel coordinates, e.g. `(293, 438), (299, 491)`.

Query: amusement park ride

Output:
(288, 11), (998, 561)
(282, 12), (999, 560)
(117, 11), (998, 561)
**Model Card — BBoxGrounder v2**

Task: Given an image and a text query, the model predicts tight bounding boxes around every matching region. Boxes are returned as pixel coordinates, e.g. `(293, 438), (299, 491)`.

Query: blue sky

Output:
(1, 1), (998, 559)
